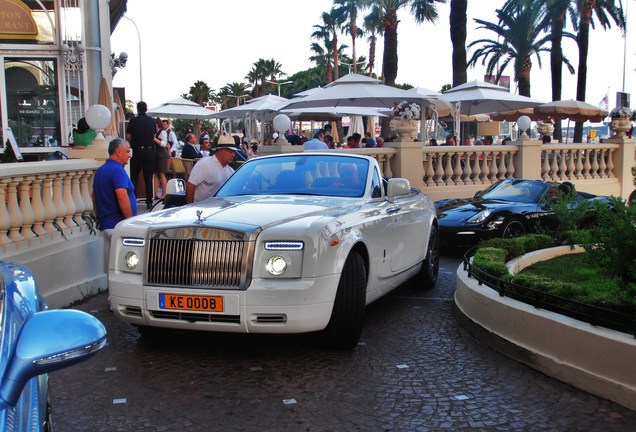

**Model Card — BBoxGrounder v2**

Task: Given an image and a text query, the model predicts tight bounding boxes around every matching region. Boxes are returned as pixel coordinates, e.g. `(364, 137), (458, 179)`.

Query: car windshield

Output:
(216, 154), (369, 198)
(480, 180), (547, 204)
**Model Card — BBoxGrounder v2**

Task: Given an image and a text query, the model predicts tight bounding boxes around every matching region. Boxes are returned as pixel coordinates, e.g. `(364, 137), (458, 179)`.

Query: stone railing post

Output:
(386, 140), (425, 189)
(606, 135), (636, 201)
(512, 135), (542, 180)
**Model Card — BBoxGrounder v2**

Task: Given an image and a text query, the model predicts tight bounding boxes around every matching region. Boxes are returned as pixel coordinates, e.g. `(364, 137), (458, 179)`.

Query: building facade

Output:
(0, 0), (126, 160)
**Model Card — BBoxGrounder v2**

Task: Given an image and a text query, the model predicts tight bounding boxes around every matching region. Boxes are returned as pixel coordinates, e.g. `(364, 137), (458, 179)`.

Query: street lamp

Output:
(122, 16), (143, 101)
(265, 80), (292, 97)
(110, 51), (128, 77)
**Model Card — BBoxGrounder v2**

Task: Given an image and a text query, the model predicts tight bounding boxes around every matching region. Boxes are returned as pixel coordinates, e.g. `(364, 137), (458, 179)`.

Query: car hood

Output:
(435, 197), (529, 222)
(124, 195), (361, 231)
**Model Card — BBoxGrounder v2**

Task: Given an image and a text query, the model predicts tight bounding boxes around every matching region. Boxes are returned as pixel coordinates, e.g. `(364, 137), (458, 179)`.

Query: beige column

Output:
(512, 135), (542, 180)
(386, 140), (424, 189)
(606, 136), (636, 201)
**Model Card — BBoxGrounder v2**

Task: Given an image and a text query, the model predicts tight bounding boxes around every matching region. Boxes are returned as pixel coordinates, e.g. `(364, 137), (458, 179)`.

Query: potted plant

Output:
(389, 101), (421, 141)
(608, 106), (633, 137)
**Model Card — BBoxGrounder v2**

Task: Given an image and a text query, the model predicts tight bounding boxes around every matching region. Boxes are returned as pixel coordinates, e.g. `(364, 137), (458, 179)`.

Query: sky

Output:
(111, 0), (634, 112)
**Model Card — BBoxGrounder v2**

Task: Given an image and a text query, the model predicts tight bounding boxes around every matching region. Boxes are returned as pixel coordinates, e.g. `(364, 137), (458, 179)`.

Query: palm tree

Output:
(314, 9), (346, 80)
(185, 80), (214, 107)
(363, 7), (383, 77)
(333, 0), (369, 74)
(366, 0), (444, 87)
(309, 37), (334, 83)
(538, 0), (577, 141)
(245, 67), (261, 98)
(468, 0), (567, 97)
(265, 58), (285, 94)
(572, 0), (625, 142)
(450, 0), (468, 87)
(218, 82), (252, 108)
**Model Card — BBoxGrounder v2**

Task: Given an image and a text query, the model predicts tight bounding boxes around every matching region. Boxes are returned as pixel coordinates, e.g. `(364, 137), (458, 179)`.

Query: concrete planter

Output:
(455, 246), (636, 411)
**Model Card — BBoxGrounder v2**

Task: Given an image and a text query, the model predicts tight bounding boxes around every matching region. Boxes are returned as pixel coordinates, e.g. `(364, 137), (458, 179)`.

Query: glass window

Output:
(5, 58), (60, 147)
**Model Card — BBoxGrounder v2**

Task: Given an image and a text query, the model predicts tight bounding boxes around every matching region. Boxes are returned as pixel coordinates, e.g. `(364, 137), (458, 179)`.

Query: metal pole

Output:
(122, 16), (143, 101)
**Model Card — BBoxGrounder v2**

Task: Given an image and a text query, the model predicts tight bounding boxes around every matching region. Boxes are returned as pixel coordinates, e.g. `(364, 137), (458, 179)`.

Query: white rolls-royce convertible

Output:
(109, 153), (438, 349)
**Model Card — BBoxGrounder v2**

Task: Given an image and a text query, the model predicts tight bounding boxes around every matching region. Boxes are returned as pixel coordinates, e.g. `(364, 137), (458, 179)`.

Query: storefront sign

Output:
(0, 0), (38, 39)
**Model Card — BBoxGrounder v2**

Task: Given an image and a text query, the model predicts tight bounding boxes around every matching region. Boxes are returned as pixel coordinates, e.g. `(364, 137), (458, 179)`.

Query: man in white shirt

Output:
(304, 129), (328, 150)
(185, 135), (236, 203)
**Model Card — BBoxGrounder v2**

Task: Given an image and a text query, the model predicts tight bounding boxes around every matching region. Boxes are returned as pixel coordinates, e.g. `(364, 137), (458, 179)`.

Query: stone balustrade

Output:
(0, 159), (100, 253)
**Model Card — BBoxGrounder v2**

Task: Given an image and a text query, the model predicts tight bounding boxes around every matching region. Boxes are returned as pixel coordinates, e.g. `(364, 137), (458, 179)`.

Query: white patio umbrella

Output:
(440, 80), (544, 143)
(210, 94), (289, 119)
(282, 74), (442, 111)
(147, 97), (217, 119)
(348, 116), (365, 138)
(281, 74), (446, 141)
(210, 95), (290, 142)
(441, 81), (544, 115)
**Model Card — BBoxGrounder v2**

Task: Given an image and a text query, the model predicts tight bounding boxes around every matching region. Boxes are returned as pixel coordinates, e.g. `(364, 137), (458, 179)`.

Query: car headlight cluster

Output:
(467, 209), (492, 224)
(263, 241), (304, 276)
(121, 238), (145, 273)
(124, 251), (139, 270)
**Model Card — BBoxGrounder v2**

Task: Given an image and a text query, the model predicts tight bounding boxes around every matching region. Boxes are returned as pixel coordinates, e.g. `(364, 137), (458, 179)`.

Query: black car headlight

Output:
(467, 209), (492, 224)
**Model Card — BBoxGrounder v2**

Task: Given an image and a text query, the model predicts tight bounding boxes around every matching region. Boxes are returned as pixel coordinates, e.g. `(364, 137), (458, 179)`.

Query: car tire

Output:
(502, 218), (526, 238)
(413, 225), (439, 289)
(322, 251), (366, 350)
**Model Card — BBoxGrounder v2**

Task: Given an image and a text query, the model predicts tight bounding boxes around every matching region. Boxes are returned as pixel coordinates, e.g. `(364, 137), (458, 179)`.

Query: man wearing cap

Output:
(126, 101), (156, 209)
(181, 133), (203, 159)
(185, 134), (236, 204)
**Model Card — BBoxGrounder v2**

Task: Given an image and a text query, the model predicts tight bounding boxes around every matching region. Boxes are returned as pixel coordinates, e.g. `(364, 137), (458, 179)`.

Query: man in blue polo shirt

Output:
(92, 138), (137, 271)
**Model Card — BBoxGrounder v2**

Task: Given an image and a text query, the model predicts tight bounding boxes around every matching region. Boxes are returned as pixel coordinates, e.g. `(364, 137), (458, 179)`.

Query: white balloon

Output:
(273, 114), (291, 134)
(85, 104), (112, 130)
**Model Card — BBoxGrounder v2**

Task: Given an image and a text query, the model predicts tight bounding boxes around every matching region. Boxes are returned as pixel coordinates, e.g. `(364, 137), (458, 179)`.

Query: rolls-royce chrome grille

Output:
(147, 238), (245, 288)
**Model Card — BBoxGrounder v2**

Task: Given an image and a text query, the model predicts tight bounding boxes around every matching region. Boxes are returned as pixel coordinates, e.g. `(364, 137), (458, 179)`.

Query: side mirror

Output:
(0, 310), (107, 407)
(166, 178), (186, 195)
(386, 178), (411, 202)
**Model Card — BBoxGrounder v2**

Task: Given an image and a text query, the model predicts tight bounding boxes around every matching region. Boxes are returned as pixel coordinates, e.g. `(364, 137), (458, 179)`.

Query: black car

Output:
(435, 179), (610, 249)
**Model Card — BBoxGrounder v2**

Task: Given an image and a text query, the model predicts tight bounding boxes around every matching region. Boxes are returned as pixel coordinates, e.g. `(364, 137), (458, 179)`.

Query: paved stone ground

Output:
(50, 255), (636, 431)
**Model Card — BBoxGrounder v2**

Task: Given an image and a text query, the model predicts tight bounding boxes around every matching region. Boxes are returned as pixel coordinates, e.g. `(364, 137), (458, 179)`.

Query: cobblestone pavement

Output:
(50, 255), (636, 431)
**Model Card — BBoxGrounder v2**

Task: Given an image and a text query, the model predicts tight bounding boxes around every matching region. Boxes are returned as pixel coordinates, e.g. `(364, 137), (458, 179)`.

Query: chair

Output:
(170, 157), (196, 181)
(181, 158), (196, 180)
(171, 157), (186, 179)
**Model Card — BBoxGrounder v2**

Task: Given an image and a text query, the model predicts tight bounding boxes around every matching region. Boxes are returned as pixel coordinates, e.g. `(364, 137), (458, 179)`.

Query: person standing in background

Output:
(154, 119), (176, 199)
(92, 138), (137, 271)
(126, 101), (156, 209)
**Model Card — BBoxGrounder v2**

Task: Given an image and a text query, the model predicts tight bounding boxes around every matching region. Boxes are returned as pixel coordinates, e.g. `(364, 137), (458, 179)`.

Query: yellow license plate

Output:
(159, 294), (224, 312)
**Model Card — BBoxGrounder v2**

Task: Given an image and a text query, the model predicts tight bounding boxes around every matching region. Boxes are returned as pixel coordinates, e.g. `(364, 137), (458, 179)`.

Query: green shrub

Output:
(542, 188), (592, 245)
(479, 234), (553, 261)
(511, 273), (580, 296)
(580, 198), (636, 290)
(473, 247), (508, 277)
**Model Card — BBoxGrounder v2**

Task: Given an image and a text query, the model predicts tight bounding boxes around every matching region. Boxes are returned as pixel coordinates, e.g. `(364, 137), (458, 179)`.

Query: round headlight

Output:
(124, 251), (139, 269)
(266, 256), (288, 276)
